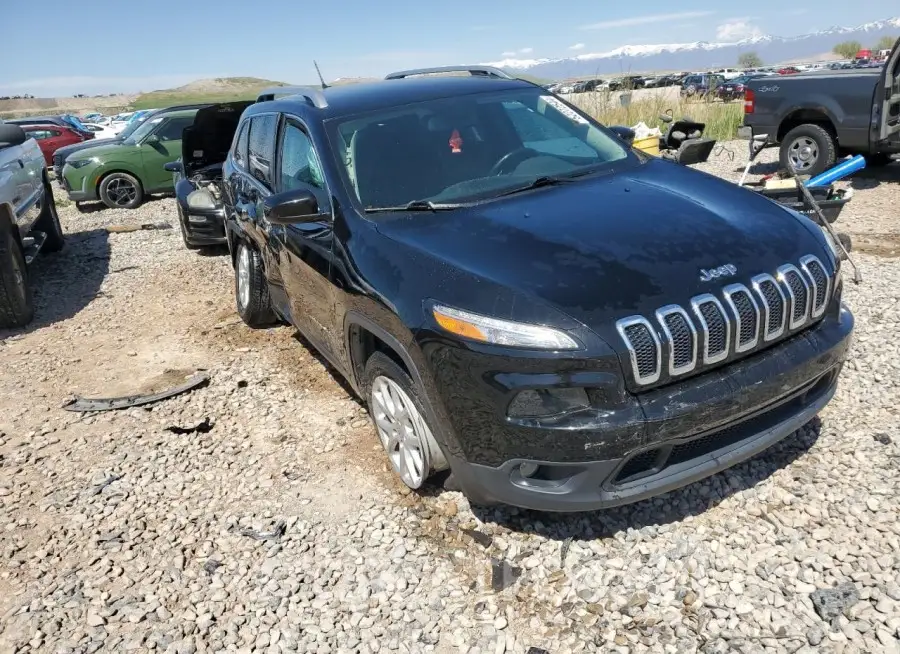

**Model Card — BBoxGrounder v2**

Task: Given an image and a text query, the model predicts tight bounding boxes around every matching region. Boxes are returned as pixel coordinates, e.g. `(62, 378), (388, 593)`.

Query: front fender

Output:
(89, 160), (145, 191)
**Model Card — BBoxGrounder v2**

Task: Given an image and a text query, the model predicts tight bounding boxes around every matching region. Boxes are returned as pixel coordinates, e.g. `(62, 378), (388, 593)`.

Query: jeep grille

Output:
(615, 255), (833, 386)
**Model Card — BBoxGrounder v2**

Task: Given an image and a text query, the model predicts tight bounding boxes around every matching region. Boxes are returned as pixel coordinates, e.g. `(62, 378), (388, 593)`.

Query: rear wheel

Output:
(234, 240), (275, 327)
(0, 221), (33, 329)
(364, 352), (446, 490)
(780, 124), (837, 177)
(99, 172), (143, 210)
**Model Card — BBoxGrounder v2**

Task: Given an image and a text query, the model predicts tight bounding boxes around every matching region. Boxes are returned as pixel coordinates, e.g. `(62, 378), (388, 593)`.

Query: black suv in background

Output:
(219, 66), (852, 512)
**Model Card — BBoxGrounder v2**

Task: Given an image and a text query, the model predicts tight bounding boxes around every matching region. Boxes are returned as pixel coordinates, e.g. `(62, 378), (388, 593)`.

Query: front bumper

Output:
(182, 206), (226, 245)
(61, 165), (98, 202)
(427, 304), (853, 512)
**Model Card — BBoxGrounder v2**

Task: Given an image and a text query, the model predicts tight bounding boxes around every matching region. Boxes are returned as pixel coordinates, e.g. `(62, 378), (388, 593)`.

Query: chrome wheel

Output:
(237, 245), (251, 310)
(788, 136), (818, 172)
(106, 177), (137, 206)
(370, 376), (433, 489)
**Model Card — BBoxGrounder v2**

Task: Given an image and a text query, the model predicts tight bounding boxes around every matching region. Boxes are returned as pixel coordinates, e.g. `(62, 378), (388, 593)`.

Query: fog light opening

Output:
(519, 462), (539, 478)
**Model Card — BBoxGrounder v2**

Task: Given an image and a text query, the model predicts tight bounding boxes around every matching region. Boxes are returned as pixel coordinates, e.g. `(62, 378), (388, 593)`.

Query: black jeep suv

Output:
(220, 66), (853, 512)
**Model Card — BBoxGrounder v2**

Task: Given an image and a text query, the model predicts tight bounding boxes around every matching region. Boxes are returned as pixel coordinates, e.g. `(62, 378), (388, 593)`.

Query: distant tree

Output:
(874, 35), (897, 51)
(833, 40), (863, 58)
(737, 52), (763, 68)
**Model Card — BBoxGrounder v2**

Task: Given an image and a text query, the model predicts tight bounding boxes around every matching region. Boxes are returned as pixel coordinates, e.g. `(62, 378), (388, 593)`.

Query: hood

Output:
(182, 101), (253, 175)
(59, 138), (124, 160)
(375, 158), (828, 329)
(67, 141), (135, 163)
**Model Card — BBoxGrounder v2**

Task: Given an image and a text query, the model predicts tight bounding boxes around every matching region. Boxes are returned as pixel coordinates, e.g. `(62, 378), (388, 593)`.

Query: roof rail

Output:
(384, 66), (514, 80)
(255, 85), (328, 109)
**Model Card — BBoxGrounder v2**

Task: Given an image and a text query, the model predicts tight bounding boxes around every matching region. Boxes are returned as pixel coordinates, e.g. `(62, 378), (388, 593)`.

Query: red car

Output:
(777, 66), (800, 75)
(21, 124), (89, 166)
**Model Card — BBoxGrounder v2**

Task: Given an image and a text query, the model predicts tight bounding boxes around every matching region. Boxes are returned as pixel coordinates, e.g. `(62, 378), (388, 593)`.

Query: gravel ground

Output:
(1, 152), (899, 654)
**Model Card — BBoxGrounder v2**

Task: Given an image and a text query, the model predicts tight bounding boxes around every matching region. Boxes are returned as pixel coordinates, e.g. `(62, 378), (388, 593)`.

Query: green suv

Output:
(61, 108), (199, 209)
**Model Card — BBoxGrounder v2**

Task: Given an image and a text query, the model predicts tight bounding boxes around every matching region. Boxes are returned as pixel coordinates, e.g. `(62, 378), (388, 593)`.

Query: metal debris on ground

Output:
(874, 433), (892, 445)
(462, 528), (493, 548)
(165, 417), (214, 435)
(105, 222), (172, 233)
(203, 559), (223, 575)
(62, 372), (210, 412)
(490, 557), (522, 592)
(234, 520), (287, 541)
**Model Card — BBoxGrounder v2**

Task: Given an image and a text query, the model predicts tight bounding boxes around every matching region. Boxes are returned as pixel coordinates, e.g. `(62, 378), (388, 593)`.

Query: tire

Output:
(864, 152), (894, 167)
(234, 240), (275, 327)
(33, 178), (65, 253)
(177, 204), (200, 250)
(780, 124), (837, 177)
(0, 221), (33, 329)
(99, 172), (143, 210)
(364, 351), (446, 490)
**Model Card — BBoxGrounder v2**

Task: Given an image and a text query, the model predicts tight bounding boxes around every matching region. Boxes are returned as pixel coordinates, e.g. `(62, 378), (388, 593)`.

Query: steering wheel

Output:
(488, 147), (543, 176)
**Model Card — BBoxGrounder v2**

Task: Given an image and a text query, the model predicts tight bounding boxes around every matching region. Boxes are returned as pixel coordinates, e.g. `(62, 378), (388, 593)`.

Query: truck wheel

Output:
(99, 172), (143, 210)
(0, 221), (34, 329)
(234, 240), (275, 327)
(364, 351), (445, 491)
(780, 124), (836, 177)
(34, 178), (65, 253)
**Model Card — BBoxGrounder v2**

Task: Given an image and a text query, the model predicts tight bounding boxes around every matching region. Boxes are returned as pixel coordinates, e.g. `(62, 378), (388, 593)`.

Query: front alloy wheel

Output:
(370, 375), (435, 489)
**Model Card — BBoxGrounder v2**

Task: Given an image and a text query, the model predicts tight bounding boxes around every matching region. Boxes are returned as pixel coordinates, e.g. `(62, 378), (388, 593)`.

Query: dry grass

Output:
(566, 90), (745, 141)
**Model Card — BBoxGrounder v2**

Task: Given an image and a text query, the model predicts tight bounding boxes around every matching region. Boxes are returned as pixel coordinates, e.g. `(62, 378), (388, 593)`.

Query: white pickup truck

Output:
(0, 122), (65, 328)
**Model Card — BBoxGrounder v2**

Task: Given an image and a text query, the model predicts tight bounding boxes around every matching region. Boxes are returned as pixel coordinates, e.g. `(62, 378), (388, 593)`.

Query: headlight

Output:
(820, 226), (839, 261)
(187, 189), (216, 210)
(69, 158), (95, 169)
(432, 304), (579, 350)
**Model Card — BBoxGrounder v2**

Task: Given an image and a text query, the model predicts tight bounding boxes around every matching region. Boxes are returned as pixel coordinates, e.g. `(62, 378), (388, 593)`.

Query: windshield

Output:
(122, 116), (163, 144)
(62, 114), (88, 131)
(330, 87), (633, 210)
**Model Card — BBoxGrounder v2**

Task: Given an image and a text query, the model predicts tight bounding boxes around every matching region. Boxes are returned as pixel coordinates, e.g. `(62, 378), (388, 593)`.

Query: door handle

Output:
(17, 159), (24, 169)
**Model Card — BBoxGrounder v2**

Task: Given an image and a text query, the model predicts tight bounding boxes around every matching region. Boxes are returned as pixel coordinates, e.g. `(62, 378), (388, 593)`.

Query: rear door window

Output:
(248, 114), (277, 188)
(233, 121), (249, 168)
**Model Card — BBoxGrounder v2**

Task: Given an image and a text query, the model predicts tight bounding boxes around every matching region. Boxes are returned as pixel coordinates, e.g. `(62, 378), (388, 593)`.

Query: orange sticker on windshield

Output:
(449, 129), (463, 153)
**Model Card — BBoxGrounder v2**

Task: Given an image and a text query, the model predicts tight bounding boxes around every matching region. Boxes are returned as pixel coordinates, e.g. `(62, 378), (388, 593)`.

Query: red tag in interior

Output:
(449, 129), (463, 153)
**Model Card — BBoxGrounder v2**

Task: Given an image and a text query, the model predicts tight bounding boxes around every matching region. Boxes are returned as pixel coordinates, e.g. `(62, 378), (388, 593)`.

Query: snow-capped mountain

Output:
(485, 17), (900, 79)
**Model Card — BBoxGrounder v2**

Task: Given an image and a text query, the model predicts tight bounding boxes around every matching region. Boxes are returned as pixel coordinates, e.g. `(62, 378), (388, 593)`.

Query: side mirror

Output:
(145, 134), (160, 144)
(0, 124), (28, 148)
(164, 161), (184, 173)
(264, 188), (322, 225)
(609, 125), (636, 145)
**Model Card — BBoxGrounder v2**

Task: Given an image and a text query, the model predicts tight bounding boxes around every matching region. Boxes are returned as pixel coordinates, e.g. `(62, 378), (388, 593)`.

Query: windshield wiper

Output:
(494, 175), (582, 198)
(365, 199), (464, 213)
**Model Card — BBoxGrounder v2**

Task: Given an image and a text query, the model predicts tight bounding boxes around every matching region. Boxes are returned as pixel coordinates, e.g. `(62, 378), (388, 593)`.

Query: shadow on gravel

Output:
(849, 163), (900, 191)
(0, 229), (110, 338)
(470, 417), (822, 540)
(291, 330), (360, 401)
(196, 245), (230, 257)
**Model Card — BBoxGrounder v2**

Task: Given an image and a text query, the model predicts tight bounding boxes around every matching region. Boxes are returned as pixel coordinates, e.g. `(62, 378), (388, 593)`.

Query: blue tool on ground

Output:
(806, 154), (867, 188)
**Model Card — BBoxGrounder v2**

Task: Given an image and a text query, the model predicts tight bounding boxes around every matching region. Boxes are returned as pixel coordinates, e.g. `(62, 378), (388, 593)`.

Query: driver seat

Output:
(350, 118), (443, 208)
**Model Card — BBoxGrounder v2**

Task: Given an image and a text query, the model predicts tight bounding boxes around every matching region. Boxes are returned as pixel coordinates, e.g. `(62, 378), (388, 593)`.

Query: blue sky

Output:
(1, 0), (897, 96)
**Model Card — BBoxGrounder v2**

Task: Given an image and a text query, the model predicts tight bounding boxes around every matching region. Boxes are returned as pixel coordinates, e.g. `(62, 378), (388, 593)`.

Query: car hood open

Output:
(182, 101), (253, 176)
(375, 158), (829, 329)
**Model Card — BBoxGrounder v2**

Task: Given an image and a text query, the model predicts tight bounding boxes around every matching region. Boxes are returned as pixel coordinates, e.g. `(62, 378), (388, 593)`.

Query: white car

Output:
(82, 123), (118, 139)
